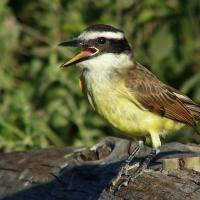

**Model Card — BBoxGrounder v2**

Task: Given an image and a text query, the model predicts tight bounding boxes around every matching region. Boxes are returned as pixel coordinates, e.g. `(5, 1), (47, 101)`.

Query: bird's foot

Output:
(107, 142), (143, 192)
(108, 163), (138, 192)
(108, 149), (158, 193)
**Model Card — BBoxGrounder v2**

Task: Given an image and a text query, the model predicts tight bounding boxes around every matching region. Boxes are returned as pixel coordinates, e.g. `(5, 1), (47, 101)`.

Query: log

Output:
(0, 137), (200, 200)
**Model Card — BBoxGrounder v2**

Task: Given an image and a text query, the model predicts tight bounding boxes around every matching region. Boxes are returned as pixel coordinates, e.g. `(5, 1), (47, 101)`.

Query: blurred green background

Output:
(0, 0), (200, 152)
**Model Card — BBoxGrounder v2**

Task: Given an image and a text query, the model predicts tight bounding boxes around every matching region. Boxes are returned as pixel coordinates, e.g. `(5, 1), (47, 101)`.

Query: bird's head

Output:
(59, 24), (133, 70)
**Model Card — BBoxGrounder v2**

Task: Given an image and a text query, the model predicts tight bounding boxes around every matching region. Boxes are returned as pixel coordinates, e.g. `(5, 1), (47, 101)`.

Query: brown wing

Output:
(166, 86), (200, 122)
(123, 63), (200, 127)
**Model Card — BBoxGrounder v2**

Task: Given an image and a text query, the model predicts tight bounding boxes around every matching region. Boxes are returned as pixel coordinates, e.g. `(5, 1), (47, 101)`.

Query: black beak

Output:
(58, 39), (99, 68)
(58, 40), (81, 47)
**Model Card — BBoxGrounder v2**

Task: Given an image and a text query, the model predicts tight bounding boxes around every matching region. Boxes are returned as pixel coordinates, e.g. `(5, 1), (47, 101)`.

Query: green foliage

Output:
(0, 0), (200, 151)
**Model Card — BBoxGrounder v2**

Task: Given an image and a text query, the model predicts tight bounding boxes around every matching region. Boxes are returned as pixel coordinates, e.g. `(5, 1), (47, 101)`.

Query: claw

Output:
(108, 143), (142, 191)
(106, 148), (158, 192)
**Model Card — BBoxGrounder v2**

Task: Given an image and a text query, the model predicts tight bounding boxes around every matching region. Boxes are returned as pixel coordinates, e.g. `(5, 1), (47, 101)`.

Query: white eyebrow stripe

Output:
(78, 31), (124, 40)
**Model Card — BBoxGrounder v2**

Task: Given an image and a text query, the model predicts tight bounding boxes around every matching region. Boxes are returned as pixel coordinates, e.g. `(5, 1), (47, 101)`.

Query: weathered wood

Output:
(0, 137), (200, 200)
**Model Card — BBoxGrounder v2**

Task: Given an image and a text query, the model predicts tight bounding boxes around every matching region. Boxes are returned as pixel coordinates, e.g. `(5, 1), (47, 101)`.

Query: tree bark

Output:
(0, 137), (200, 200)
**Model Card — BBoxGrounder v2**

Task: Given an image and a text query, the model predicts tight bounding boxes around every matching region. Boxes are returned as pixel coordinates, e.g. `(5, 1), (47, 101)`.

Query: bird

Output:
(59, 24), (200, 189)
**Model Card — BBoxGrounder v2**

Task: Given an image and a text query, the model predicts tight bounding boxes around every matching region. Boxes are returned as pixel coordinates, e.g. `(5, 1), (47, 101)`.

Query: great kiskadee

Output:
(59, 24), (200, 149)
(59, 24), (200, 187)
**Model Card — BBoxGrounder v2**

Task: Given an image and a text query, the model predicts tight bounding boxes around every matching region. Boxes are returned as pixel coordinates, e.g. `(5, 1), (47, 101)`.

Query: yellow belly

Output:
(91, 91), (183, 136)
(80, 71), (184, 149)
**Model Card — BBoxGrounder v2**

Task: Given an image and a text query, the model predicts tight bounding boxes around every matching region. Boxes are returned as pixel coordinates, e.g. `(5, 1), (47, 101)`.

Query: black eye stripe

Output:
(84, 38), (131, 54)
(109, 39), (131, 53)
(97, 37), (106, 44)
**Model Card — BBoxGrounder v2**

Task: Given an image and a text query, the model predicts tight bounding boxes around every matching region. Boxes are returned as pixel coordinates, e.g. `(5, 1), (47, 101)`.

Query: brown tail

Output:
(184, 103), (200, 121)
(175, 93), (200, 122)
(178, 95), (200, 135)
(169, 88), (200, 123)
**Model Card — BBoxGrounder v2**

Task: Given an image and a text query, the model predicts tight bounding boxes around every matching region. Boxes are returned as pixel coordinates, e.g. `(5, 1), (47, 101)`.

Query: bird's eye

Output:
(97, 37), (106, 44)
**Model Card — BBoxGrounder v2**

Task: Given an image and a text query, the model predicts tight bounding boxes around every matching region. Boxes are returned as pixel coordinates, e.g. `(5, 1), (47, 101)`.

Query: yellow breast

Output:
(79, 69), (184, 139)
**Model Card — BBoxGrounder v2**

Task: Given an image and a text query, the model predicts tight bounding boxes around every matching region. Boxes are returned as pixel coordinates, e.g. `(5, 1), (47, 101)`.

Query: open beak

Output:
(58, 40), (99, 67)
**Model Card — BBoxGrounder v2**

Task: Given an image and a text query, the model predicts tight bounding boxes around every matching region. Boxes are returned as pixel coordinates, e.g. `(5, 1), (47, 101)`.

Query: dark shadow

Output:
(0, 161), (122, 200)
(154, 150), (200, 160)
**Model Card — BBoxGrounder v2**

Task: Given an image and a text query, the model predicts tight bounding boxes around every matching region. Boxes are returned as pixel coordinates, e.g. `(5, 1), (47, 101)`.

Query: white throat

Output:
(78, 53), (133, 72)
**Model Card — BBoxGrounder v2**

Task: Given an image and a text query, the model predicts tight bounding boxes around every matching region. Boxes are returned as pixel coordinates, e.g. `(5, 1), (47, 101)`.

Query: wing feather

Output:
(123, 63), (200, 127)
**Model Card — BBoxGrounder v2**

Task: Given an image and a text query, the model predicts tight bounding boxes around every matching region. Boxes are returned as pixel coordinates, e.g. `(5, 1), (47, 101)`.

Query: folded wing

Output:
(124, 63), (200, 127)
